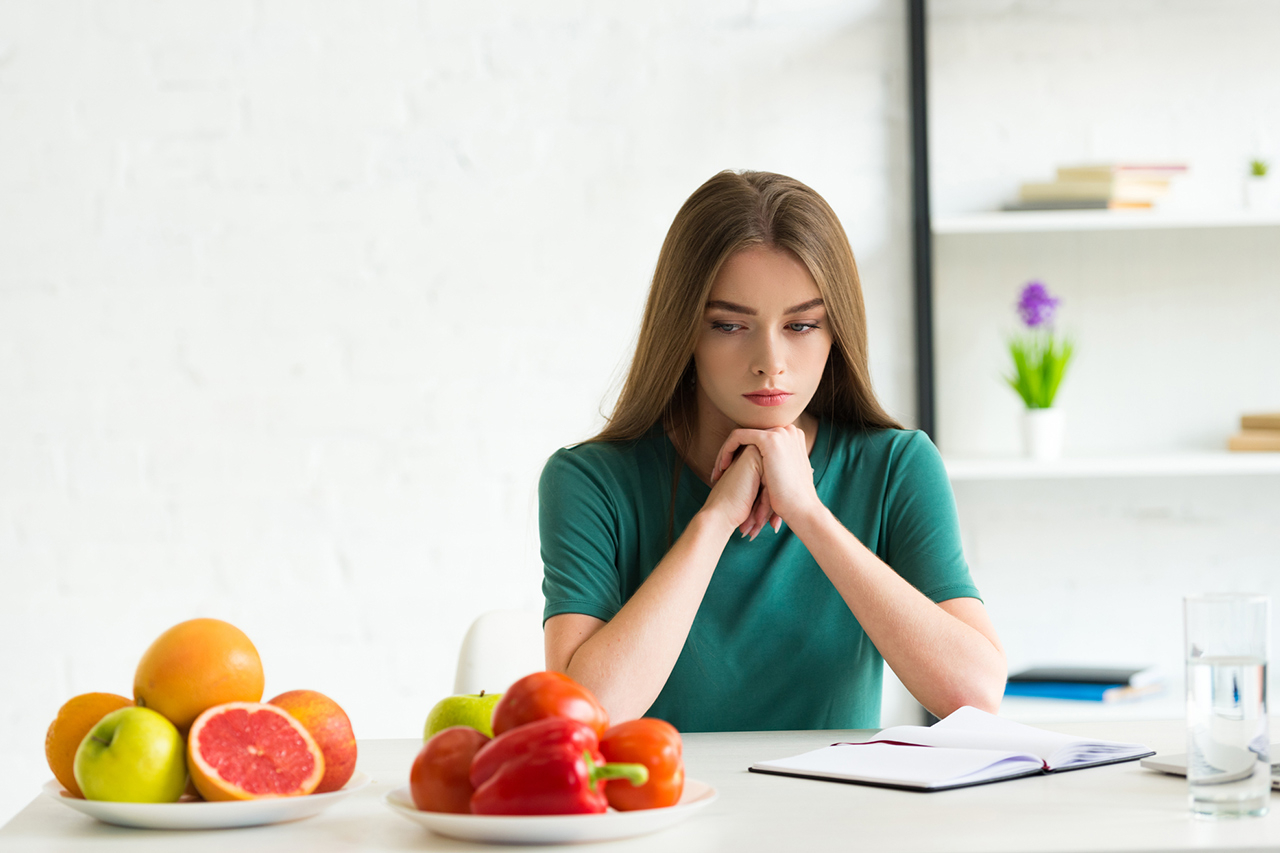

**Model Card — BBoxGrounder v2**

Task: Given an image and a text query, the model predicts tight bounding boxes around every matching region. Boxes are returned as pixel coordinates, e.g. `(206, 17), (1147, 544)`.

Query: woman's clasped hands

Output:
(705, 424), (820, 541)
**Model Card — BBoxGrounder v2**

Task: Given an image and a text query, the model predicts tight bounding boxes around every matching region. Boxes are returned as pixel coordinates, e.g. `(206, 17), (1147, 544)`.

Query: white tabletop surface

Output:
(4, 719), (1278, 852)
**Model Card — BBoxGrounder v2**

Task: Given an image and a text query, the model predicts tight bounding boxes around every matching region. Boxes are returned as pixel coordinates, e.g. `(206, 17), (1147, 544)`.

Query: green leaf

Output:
(1007, 332), (1074, 408)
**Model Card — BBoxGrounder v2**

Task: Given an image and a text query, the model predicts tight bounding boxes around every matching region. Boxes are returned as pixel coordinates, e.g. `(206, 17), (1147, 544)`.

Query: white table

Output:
(3, 719), (1278, 852)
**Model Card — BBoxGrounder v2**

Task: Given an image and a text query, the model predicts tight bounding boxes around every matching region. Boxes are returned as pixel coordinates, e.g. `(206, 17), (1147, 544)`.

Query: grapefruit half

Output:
(187, 702), (325, 801)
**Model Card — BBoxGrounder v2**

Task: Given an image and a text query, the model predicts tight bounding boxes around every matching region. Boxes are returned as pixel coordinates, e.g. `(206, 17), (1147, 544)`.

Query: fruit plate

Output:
(383, 778), (717, 845)
(41, 771), (371, 830)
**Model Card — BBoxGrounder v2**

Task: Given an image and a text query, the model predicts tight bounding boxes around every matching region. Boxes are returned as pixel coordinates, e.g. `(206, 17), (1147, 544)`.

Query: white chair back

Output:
(453, 608), (547, 695)
(882, 661), (928, 727)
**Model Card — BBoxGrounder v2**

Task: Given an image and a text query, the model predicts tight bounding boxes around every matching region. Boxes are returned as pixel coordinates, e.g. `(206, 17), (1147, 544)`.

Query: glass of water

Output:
(1184, 593), (1271, 818)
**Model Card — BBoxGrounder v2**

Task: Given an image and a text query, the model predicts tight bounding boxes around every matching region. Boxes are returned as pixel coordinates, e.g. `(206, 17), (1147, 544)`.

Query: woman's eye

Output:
(711, 322), (742, 333)
(787, 322), (819, 333)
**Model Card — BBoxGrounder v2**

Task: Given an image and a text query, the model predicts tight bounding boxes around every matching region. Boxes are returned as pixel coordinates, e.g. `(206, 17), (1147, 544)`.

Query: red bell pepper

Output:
(469, 717), (648, 815)
(470, 717), (599, 790)
(599, 718), (684, 811)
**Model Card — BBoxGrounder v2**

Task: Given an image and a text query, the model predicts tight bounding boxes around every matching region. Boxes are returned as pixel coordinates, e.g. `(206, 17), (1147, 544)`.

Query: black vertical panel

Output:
(908, 0), (935, 440)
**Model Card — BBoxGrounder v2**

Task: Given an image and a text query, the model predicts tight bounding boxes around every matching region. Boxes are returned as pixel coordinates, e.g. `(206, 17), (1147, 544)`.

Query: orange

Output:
(134, 618), (265, 734)
(269, 690), (358, 793)
(45, 692), (133, 798)
(187, 702), (325, 800)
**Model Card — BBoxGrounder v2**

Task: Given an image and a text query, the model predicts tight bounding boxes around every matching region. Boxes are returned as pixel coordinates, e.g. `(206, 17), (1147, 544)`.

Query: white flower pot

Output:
(1022, 407), (1065, 461)
(1244, 176), (1272, 211)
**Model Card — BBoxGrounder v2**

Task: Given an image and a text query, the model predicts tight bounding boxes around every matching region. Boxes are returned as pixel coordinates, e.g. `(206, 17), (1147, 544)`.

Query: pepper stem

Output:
(584, 751), (649, 790)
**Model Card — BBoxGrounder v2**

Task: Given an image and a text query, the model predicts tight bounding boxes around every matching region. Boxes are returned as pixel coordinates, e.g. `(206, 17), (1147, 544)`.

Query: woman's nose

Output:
(752, 333), (784, 376)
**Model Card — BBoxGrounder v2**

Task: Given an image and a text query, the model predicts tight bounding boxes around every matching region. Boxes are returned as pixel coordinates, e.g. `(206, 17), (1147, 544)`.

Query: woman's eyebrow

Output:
(785, 297), (824, 314)
(705, 299), (755, 315)
(704, 297), (825, 315)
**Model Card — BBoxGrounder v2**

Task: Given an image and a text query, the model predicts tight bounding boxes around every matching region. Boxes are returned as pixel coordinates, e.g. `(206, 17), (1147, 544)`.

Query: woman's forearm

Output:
(561, 509), (736, 722)
(787, 504), (1007, 718)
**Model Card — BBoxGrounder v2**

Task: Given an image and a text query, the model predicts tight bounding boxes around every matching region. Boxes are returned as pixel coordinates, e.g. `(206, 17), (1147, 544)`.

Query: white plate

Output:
(42, 771), (371, 830)
(384, 778), (717, 845)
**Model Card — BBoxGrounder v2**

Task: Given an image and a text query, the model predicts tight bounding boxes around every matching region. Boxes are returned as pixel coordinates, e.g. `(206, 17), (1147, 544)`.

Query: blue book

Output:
(1003, 681), (1162, 703)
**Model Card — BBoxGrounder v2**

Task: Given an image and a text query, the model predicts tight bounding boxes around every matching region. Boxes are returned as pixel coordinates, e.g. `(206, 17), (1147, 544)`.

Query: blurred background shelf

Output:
(944, 452), (1280, 482)
(933, 210), (1280, 235)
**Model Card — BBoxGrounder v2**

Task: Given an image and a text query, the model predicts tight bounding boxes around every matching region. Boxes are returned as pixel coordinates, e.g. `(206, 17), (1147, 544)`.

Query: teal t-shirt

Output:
(538, 420), (980, 732)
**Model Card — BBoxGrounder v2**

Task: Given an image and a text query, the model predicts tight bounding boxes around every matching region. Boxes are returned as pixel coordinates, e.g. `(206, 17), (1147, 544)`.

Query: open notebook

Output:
(750, 706), (1154, 792)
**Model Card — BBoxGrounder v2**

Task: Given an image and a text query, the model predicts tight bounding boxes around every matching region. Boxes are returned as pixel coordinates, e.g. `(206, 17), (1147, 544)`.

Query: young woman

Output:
(540, 171), (1005, 732)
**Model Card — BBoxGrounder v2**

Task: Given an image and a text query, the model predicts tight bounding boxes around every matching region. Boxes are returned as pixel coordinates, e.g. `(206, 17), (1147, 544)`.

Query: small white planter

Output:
(1022, 407), (1065, 461)
(1244, 176), (1272, 211)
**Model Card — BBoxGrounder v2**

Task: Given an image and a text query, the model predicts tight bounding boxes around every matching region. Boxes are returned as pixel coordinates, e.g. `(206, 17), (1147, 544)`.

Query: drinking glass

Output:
(1184, 593), (1271, 818)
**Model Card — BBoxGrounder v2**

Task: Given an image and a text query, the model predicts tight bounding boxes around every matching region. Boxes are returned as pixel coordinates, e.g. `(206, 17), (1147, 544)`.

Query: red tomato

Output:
(491, 671), (610, 737)
(599, 718), (684, 810)
(409, 726), (490, 813)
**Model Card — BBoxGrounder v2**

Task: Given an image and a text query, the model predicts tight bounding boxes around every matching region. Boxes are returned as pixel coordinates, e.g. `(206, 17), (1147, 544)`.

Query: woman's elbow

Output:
(963, 679), (1006, 715)
(931, 670), (1006, 718)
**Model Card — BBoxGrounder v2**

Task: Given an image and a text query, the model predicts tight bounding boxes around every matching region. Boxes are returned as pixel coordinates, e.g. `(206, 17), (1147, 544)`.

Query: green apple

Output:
(424, 691), (502, 739)
(73, 706), (187, 803)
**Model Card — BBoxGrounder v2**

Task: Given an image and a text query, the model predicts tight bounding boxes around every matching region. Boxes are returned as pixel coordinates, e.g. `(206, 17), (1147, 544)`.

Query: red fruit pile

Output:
(409, 671), (683, 815)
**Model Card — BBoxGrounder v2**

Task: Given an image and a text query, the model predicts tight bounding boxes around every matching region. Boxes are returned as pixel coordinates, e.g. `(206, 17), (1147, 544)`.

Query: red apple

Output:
(268, 690), (357, 793)
(410, 726), (490, 813)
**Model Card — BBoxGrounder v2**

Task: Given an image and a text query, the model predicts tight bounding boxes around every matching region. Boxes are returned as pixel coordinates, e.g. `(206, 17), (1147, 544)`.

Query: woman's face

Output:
(693, 245), (833, 434)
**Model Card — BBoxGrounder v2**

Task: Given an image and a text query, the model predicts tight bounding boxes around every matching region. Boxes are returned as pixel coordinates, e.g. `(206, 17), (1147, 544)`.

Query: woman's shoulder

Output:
(542, 426), (672, 482)
(827, 422), (935, 455)
(825, 423), (945, 478)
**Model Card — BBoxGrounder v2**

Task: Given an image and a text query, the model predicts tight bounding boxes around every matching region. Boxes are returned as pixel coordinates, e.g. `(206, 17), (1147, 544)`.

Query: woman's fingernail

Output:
(772, 518), (782, 533)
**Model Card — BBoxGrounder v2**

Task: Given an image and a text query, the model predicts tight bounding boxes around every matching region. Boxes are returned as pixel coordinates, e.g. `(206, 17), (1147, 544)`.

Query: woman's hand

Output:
(709, 426), (820, 539)
(698, 443), (765, 538)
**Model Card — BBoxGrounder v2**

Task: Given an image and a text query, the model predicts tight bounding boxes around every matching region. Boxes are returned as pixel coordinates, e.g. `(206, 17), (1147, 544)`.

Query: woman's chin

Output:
(732, 409), (804, 431)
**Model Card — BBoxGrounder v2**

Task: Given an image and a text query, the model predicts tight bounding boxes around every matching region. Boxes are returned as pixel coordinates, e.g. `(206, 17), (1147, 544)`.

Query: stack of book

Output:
(1229, 413), (1280, 452)
(1005, 163), (1189, 211)
(1004, 666), (1165, 703)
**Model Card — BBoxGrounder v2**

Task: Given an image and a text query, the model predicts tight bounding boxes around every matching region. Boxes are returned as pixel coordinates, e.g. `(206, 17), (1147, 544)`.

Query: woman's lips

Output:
(743, 391), (792, 407)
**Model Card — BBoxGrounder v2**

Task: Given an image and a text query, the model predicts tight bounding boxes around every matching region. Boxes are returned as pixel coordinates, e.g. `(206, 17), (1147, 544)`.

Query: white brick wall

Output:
(0, 0), (913, 823)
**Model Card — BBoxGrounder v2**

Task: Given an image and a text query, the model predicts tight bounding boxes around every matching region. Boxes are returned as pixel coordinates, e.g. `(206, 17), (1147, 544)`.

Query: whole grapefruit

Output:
(45, 692), (133, 798)
(187, 702), (325, 801)
(268, 690), (357, 793)
(134, 619), (265, 733)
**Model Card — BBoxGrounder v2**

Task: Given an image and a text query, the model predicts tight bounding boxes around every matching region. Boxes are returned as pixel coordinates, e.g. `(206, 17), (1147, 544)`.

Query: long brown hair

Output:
(592, 170), (901, 448)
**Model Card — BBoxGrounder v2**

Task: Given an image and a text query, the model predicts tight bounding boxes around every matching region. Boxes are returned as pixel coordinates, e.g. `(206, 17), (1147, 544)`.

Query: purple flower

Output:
(1016, 281), (1060, 328)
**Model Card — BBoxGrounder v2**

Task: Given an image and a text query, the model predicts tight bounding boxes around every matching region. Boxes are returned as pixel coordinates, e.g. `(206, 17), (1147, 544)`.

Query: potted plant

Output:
(1005, 281), (1074, 460)
(1245, 158), (1270, 211)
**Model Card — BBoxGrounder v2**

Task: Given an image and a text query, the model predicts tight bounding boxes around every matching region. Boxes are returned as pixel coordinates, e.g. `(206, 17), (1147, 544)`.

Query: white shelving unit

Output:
(945, 452), (1280, 482)
(933, 209), (1280, 235)
(933, 210), (1280, 474)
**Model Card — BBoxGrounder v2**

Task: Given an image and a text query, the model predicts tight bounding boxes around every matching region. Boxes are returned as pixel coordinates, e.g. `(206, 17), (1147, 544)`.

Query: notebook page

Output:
(870, 706), (1149, 768)
(753, 742), (1045, 789)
